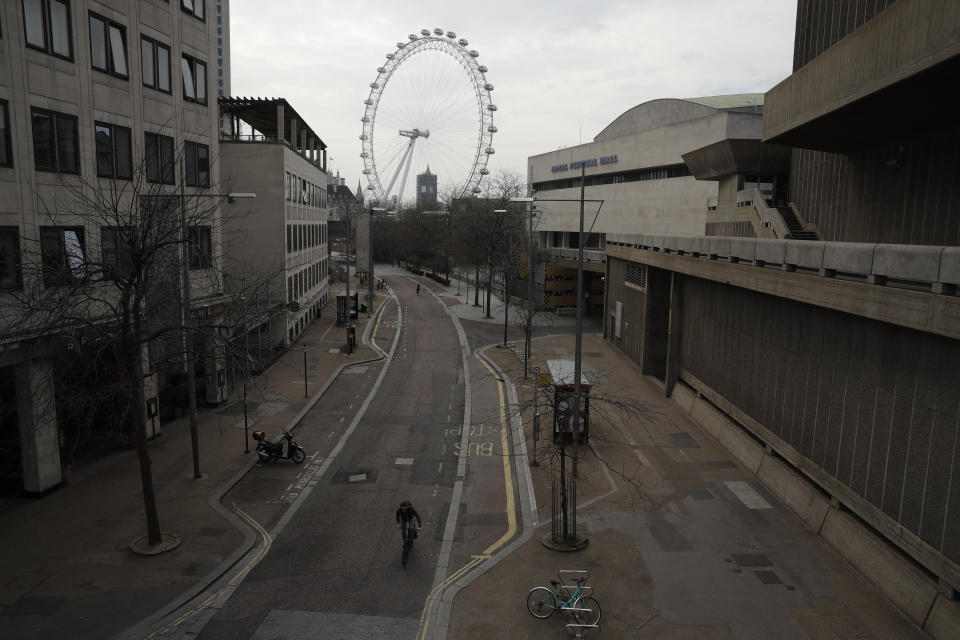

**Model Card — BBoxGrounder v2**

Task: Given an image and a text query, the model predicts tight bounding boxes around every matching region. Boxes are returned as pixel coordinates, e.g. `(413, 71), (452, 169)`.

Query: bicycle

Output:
(401, 524), (416, 567)
(526, 575), (601, 627)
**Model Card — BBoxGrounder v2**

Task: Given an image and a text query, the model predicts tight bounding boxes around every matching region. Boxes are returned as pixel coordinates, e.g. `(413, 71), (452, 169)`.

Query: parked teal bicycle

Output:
(526, 573), (601, 627)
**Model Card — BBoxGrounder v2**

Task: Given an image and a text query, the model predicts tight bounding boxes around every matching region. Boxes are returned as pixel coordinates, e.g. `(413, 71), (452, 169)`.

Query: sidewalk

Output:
(445, 332), (928, 640)
(0, 279), (387, 640)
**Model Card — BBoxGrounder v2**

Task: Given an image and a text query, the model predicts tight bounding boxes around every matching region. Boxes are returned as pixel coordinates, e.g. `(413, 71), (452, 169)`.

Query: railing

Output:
(220, 133), (326, 171)
(606, 232), (960, 296)
(552, 248), (606, 264)
(737, 188), (791, 239)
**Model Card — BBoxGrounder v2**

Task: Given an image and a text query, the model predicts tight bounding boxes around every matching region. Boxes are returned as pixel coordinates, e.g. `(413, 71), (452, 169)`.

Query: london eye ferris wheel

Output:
(360, 28), (497, 207)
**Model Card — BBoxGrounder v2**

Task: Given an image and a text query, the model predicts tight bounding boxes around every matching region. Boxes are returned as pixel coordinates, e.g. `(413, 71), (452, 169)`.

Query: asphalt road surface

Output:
(196, 276), (514, 640)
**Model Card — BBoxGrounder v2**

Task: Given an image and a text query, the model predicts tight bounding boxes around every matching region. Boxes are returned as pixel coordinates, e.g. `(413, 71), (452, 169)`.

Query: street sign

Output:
(538, 373), (552, 386)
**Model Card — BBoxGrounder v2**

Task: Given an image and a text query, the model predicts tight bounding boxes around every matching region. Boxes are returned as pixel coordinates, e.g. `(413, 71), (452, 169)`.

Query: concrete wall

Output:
(792, 0), (895, 70)
(677, 275), (960, 582)
(790, 128), (960, 245)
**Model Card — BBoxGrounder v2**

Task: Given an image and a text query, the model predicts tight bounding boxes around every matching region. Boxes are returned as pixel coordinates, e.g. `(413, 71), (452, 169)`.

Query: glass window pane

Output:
(56, 116), (78, 173)
(185, 142), (197, 186)
(95, 124), (113, 177)
(50, 0), (71, 58)
(181, 58), (195, 99)
(32, 111), (55, 171)
(182, 0), (194, 11)
(24, 0), (46, 48)
(64, 229), (86, 279)
(197, 145), (209, 186)
(90, 16), (107, 70)
(157, 46), (170, 91)
(0, 104), (9, 166)
(141, 39), (154, 87)
(160, 136), (174, 184)
(115, 127), (131, 180)
(196, 0), (204, 20)
(109, 26), (127, 76)
(195, 62), (206, 102)
(0, 228), (20, 289)
(145, 134), (159, 182)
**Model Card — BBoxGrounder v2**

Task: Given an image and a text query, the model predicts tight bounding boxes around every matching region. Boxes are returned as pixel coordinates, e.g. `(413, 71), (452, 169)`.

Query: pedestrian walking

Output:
(416, 283), (420, 295)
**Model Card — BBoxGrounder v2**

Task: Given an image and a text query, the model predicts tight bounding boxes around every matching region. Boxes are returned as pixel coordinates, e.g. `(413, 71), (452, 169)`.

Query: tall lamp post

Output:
(179, 168), (256, 479)
(368, 206), (386, 314)
(511, 166), (603, 549)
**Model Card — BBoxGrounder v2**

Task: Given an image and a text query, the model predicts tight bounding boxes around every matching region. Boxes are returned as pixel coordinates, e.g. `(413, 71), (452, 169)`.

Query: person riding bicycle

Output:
(395, 500), (422, 542)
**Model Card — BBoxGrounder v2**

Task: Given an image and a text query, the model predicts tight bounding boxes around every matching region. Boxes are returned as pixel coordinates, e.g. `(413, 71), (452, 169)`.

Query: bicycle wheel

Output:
(526, 587), (557, 619)
(573, 595), (601, 626)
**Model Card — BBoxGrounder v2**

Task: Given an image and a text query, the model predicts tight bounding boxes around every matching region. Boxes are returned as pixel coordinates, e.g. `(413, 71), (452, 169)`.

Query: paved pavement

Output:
(0, 265), (927, 640)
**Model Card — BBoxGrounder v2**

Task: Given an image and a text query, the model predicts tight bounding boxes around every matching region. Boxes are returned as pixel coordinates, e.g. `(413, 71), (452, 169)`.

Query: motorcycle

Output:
(252, 430), (306, 464)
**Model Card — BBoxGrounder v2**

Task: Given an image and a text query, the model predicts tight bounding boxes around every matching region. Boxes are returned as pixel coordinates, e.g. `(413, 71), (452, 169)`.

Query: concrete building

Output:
(219, 97), (329, 358)
(0, 0), (228, 493)
(526, 94), (763, 313)
(604, 1), (960, 635)
(416, 166), (437, 210)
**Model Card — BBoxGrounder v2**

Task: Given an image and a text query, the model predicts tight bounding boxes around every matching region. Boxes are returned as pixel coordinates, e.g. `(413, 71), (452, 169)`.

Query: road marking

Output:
(396, 457), (414, 465)
(725, 480), (772, 509)
(348, 473), (367, 483)
(437, 462), (443, 473)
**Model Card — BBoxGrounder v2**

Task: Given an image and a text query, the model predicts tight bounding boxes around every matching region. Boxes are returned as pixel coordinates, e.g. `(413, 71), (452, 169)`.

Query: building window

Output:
(0, 101), (11, 167)
(95, 122), (132, 180)
(144, 132), (174, 184)
(188, 226), (211, 269)
(180, 0), (204, 21)
(31, 108), (78, 174)
(23, 0), (72, 60)
(141, 36), (171, 93)
(89, 13), (127, 78)
(286, 224), (292, 253)
(181, 54), (206, 104)
(40, 226), (85, 286)
(100, 226), (133, 279)
(184, 141), (209, 187)
(0, 227), (22, 290)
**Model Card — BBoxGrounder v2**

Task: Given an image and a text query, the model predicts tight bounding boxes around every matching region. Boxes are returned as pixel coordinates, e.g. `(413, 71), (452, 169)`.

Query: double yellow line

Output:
(417, 349), (517, 640)
(143, 506), (272, 640)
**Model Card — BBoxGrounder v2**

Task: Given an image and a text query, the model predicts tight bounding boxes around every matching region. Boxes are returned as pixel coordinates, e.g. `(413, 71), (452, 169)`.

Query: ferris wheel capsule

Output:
(446, 31), (456, 38)
(408, 34), (418, 40)
(386, 53), (394, 59)
(485, 147), (495, 154)
(468, 50), (479, 57)
(377, 67), (386, 73)
(484, 83), (494, 91)
(396, 42), (405, 48)
(458, 38), (468, 46)
(420, 29), (431, 36)
(487, 104), (498, 111)
(433, 28), (444, 35)
(478, 65), (488, 72)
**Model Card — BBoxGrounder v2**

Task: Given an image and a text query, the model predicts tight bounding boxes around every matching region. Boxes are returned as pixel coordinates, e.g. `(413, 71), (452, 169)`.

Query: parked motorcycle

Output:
(252, 430), (306, 464)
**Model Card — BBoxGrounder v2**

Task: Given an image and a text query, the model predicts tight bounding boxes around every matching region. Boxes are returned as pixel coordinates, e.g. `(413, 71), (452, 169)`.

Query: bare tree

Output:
(7, 149), (268, 546)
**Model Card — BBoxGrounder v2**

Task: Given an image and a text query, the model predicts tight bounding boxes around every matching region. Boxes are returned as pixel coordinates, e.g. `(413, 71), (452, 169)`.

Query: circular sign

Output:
(533, 366), (540, 374)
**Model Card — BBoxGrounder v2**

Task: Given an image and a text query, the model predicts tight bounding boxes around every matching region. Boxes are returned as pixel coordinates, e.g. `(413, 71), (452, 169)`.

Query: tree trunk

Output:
(129, 317), (162, 545)
(473, 264), (480, 307)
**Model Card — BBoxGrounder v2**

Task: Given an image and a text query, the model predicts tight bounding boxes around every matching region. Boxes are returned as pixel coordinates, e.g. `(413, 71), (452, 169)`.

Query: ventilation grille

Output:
(626, 263), (647, 289)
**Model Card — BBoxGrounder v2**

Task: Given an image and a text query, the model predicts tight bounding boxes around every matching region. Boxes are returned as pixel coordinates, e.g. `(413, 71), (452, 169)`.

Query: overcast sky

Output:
(229, 0), (797, 196)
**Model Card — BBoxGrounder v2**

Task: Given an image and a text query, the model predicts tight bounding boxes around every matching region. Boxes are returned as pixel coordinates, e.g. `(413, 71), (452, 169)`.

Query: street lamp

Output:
(179, 166), (255, 478)
(511, 166), (603, 549)
(368, 206), (386, 314)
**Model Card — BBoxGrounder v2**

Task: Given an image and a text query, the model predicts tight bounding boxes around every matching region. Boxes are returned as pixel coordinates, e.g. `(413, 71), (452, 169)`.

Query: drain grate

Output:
(754, 570), (782, 584)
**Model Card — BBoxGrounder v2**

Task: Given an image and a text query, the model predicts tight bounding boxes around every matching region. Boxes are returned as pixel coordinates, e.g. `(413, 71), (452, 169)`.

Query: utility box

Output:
(336, 293), (359, 325)
(547, 359), (591, 444)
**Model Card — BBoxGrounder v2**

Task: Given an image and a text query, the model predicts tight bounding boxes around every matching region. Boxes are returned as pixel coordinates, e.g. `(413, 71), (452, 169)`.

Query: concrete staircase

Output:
(777, 206), (819, 240)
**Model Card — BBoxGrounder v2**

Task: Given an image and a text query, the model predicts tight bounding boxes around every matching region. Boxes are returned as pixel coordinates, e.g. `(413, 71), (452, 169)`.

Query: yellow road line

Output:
(417, 348), (520, 640)
(142, 506), (272, 640)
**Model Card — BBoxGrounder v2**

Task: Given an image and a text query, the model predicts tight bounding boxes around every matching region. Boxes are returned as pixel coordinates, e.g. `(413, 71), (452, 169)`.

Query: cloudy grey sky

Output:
(229, 0), (797, 196)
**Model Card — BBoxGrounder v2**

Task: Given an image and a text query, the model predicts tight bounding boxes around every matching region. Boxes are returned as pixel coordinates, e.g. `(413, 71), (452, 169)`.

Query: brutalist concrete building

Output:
(604, 1), (960, 635)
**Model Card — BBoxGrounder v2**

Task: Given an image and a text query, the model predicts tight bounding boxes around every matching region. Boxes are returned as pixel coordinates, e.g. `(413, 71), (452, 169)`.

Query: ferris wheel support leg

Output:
(383, 136), (417, 203)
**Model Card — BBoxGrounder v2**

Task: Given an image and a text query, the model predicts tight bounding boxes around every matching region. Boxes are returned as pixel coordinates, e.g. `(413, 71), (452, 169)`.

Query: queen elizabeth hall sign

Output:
(551, 155), (618, 173)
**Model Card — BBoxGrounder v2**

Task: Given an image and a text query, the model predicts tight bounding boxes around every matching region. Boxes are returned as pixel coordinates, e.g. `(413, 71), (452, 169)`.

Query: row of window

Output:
(532, 163), (693, 193)
(0, 102), (209, 184)
(285, 172), (326, 208)
(287, 259), (326, 304)
(286, 223), (326, 254)
(23, 1), (208, 104)
(0, 223), (212, 290)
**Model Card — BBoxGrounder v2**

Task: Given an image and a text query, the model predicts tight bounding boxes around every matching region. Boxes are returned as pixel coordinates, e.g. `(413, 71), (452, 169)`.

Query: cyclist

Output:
(395, 500), (422, 542)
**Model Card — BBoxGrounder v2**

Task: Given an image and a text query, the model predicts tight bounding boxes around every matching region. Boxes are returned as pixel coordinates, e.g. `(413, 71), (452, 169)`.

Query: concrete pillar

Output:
(308, 137), (316, 163)
(16, 358), (62, 492)
(299, 129), (307, 158)
(664, 272), (683, 397)
(276, 104), (285, 142)
(290, 118), (299, 149)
